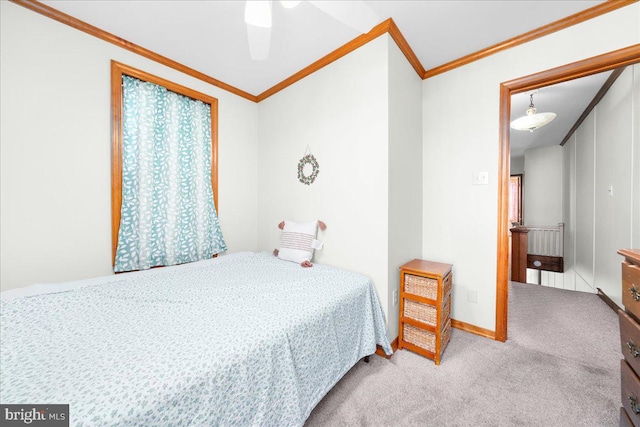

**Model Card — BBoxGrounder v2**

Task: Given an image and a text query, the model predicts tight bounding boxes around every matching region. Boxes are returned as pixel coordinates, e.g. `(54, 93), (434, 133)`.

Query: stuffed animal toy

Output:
(273, 220), (326, 267)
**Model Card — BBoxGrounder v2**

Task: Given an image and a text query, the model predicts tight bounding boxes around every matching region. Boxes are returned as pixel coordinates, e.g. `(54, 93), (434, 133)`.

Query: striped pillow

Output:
(277, 220), (323, 264)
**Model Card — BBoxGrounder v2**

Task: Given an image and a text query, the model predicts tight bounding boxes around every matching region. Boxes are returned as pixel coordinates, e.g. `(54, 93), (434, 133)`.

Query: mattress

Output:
(0, 252), (391, 426)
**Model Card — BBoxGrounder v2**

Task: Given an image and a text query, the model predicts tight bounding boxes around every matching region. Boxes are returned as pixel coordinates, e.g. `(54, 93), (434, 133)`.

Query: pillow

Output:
(277, 220), (324, 264)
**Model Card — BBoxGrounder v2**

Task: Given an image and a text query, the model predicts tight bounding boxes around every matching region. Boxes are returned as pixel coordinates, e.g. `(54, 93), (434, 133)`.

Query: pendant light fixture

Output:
(510, 92), (556, 132)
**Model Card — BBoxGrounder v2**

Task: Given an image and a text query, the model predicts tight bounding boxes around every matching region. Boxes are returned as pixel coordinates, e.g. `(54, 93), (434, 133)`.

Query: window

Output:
(111, 61), (225, 272)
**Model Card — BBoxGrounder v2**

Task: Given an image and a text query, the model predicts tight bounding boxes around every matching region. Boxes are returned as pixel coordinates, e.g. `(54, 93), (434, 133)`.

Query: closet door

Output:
(574, 113), (595, 292)
(594, 68), (634, 305)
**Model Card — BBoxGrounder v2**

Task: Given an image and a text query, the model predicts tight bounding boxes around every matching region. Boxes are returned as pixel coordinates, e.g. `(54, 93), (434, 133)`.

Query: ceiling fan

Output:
(244, 0), (380, 60)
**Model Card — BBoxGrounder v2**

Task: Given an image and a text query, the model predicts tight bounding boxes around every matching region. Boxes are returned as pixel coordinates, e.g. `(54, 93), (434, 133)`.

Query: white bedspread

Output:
(0, 252), (391, 426)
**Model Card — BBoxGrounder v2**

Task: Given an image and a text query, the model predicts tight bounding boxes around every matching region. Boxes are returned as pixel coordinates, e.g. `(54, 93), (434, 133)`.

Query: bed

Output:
(0, 252), (392, 426)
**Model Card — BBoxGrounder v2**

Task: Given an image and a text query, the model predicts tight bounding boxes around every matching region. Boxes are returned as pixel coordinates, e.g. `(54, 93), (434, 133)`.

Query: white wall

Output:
(510, 157), (525, 175)
(561, 66), (640, 306)
(574, 112), (597, 290)
(388, 38), (423, 340)
(0, 2), (259, 291)
(523, 145), (563, 287)
(256, 35), (423, 341)
(594, 67), (636, 304)
(523, 145), (563, 227)
(257, 36), (391, 334)
(423, 3), (640, 332)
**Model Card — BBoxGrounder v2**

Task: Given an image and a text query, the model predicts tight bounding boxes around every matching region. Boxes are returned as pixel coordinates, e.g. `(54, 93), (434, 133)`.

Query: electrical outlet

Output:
(393, 289), (399, 305)
(467, 290), (478, 303)
(472, 171), (489, 185)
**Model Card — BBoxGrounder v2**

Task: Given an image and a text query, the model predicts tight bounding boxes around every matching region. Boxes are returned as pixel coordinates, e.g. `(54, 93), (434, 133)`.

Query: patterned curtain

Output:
(114, 75), (226, 272)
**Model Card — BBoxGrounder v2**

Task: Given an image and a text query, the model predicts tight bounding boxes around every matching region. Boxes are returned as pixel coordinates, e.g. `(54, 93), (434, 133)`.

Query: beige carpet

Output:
(305, 282), (620, 426)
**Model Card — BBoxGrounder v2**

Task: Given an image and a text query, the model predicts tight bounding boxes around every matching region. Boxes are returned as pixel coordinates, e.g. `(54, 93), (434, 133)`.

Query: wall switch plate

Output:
(393, 289), (399, 305)
(472, 171), (489, 185)
(467, 290), (478, 303)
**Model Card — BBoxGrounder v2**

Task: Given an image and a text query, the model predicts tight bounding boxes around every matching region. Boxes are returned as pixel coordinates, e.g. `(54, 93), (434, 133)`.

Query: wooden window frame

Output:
(111, 60), (219, 266)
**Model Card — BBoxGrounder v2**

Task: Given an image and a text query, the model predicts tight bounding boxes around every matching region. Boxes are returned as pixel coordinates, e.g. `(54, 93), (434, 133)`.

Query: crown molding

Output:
(255, 17), (426, 101)
(10, 0), (258, 102)
(387, 18), (426, 77)
(11, 0), (635, 102)
(423, 0), (638, 79)
(257, 19), (395, 102)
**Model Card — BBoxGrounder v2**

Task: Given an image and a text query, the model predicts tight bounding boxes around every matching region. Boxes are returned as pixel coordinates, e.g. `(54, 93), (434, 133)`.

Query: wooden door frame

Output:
(495, 43), (640, 342)
(509, 174), (524, 225)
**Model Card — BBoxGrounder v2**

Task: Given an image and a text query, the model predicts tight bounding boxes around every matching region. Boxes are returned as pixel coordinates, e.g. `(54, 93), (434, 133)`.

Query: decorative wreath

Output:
(297, 154), (320, 185)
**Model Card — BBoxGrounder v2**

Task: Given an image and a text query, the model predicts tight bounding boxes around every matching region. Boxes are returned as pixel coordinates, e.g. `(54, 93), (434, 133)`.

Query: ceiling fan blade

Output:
(308, 0), (380, 34)
(245, 1), (273, 61)
(245, 1), (272, 28)
(247, 24), (272, 60)
(279, 0), (301, 8)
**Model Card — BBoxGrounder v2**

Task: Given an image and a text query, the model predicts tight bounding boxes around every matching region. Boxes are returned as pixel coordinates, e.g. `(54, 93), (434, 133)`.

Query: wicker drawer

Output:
(620, 310), (640, 375)
(403, 297), (450, 329)
(623, 261), (640, 321)
(403, 320), (451, 355)
(405, 274), (439, 300)
(399, 259), (453, 365)
(443, 293), (451, 323)
(443, 272), (452, 298)
(441, 320), (451, 353)
(622, 359), (640, 427)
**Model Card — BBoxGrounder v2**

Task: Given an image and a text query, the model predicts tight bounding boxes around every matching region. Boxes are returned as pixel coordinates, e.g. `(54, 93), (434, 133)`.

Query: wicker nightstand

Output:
(398, 259), (452, 365)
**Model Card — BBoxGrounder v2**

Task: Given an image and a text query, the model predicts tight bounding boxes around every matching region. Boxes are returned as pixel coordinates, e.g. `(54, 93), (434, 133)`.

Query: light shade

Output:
(510, 93), (556, 132)
(510, 108), (556, 132)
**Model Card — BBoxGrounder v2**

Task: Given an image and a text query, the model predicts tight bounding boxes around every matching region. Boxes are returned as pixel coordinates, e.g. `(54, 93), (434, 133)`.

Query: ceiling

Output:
(510, 70), (613, 159)
(42, 0), (605, 96)
(38, 0), (614, 156)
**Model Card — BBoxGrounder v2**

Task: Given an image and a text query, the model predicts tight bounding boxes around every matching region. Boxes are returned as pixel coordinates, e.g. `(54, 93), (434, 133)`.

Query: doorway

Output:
(494, 44), (640, 342)
(509, 174), (523, 226)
